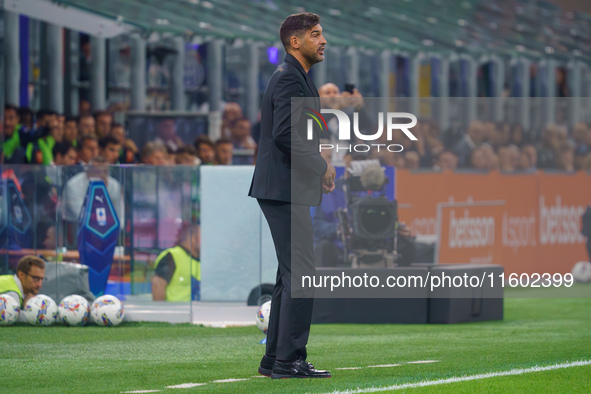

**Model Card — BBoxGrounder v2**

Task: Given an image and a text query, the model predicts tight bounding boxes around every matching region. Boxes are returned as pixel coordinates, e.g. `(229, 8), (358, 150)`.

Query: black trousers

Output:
(258, 199), (315, 362)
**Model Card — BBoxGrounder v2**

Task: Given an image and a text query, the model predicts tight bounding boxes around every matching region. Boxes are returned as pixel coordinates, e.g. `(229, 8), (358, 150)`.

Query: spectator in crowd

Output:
(2, 104), (37, 163)
(214, 137), (233, 165)
(110, 123), (139, 164)
(140, 142), (168, 165)
(555, 141), (575, 172)
(469, 147), (488, 170)
(52, 142), (77, 166)
(434, 150), (459, 171)
(61, 155), (124, 223)
(18, 107), (34, 130)
(99, 136), (122, 164)
(194, 135), (215, 164)
(517, 149), (536, 172)
(575, 145), (589, 171)
(26, 113), (63, 165)
(175, 145), (199, 165)
(498, 145), (519, 172)
(481, 144), (500, 171)
(0, 255), (45, 307)
(393, 154), (406, 169)
(154, 118), (184, 153)
(76, 135), (100, 165)
(221, 102), (244, 138)
(511, 123), (525, 147)
(537, 124), (560, 169)
(151, 223), (201, 302)
(453, 121), (485, 167)
(573, 123), (590, 149)
(94, 110), (113, 139)
(77, 113), (96, 137)
(522, 144), (538, 169)
(63, 117), (78, 146)
(36, 109), (58, 129)
(229, 118), (257, 150)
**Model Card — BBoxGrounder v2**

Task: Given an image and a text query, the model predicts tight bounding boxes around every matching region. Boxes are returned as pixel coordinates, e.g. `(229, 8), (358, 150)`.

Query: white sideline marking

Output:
(335, 367), (363, 370)
(367, 364), (401, 368)
(252, 375), (267, 378)
(406, 360), (439, 364)
(121, 391), (162, 393)
(327, 360), (591, 393)
(166, 383), (206, 389)
(212, 378), (249, 383)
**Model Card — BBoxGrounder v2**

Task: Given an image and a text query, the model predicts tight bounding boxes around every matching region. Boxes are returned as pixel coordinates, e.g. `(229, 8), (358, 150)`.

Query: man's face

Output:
(18, 266), (45, 296)
(295, 24), (327, 66)
(158, 119), (176, 141)
(64, 120), (78, 142)
(49, 117), (64, 142)
(216, 143), (233, 165)
(102, 142), (121, 164)
(79, 140), (99, 163)
(319, 83), (340, 109)
(96, 114), (113, 139)
(197, 144), (215, 163)
(3, 109), (19, 136)
(230, 120), (251, 139)
(79, 116), (96, 137)
(55, 148), (78, 166)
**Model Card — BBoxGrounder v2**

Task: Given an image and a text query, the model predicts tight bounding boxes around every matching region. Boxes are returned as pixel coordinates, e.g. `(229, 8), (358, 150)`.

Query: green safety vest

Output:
(154, 246), (200, 302)
(0, 275), (23, 306)
(26, 135), (55, 165)
(1, 125), (23, 159)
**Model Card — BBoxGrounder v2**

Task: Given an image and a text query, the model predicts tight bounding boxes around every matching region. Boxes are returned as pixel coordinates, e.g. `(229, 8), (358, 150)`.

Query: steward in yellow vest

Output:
(151, 225), (200, 302)
(0, 256), (46, 307)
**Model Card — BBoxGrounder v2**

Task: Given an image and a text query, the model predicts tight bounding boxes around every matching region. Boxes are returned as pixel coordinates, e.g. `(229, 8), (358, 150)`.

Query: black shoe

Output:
(271, 358), (331, 379)
(258, 355), (275, 377)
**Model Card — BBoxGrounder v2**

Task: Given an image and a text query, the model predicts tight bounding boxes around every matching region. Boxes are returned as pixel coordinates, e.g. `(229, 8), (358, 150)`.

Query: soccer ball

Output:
(58, 295), (90, 326)
(0, 294), (20, 326)
(256, 300), (271, 334)
(572, 261), (591, 283)
(90, 295), (124, 326)
(23, 295), (58, 326)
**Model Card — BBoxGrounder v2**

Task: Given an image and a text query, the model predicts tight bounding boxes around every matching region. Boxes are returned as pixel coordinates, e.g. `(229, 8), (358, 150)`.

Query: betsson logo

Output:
(304, 108), (417, 153)
(448, 209), (495, 249)
(539, 196), (586, 245)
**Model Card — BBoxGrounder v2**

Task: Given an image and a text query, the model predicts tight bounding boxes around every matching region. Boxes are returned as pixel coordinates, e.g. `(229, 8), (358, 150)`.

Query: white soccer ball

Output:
(572, 261), (591, 283)
(23, 295), (58, 326)
(58, 295), (90, 326)
(90, 295), (125, 326)
(0, 294), (20, 326)
(255, 300), (271, 334)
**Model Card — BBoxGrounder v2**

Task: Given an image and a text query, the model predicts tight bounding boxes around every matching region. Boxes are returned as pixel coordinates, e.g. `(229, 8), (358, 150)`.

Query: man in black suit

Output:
(249, 12), (336, 379)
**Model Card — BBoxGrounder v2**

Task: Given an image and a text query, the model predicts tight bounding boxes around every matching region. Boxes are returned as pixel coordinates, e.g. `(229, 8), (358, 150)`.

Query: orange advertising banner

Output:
(396, 170), (591, 275)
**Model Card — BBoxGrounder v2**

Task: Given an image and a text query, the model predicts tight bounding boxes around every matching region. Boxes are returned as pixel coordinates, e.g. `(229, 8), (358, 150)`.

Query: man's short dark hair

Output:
(194, 135), (214, 150)
(65, 116), (77, 124)
(77, 135), (98, 150)
(279, 12), (320, 51)
(17, 255), (45, 274)
(4, 103), (19, 113)
(52, 141), (75, 158)
(99, 136), (121, 149)
(93, 110), (112, 119)
(77, 113), (94, 123)
(215, 137), (232, 146)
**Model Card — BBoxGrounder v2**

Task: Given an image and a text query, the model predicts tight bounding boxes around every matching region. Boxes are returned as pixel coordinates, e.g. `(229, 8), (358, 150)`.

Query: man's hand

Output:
(322, 181), (335, 194)
(322, 162), (336, 186)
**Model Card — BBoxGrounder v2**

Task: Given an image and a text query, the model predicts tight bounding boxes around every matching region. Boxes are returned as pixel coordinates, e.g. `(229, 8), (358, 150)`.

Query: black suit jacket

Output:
(249, 54), (327, 206)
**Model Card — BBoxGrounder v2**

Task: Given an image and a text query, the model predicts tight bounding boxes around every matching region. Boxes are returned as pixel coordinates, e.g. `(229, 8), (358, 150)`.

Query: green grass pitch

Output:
(1, 298), (590, 393)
